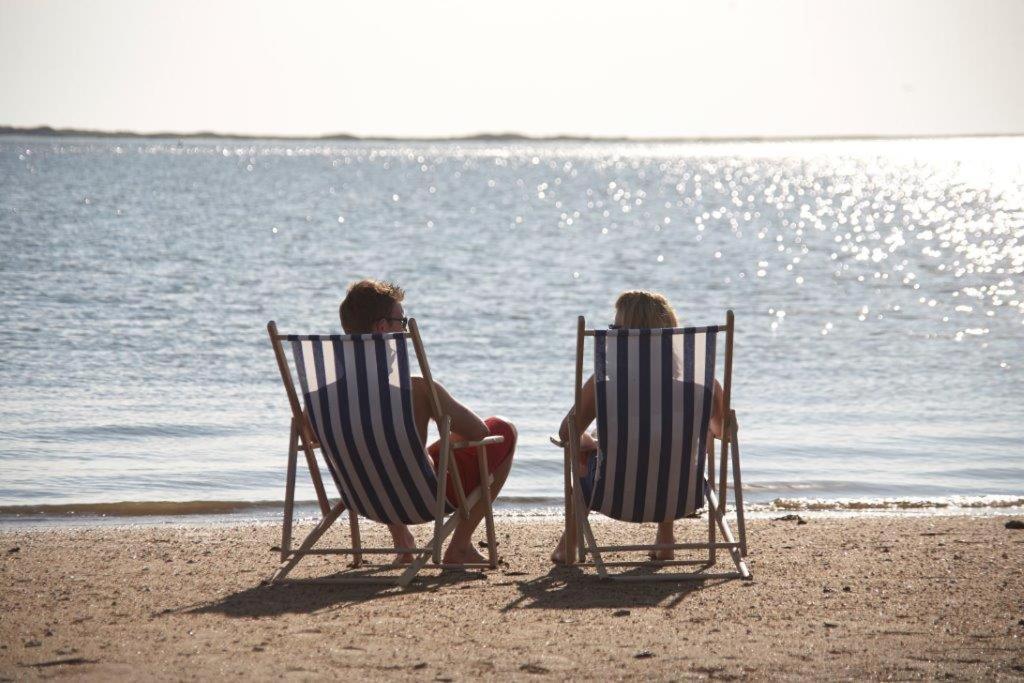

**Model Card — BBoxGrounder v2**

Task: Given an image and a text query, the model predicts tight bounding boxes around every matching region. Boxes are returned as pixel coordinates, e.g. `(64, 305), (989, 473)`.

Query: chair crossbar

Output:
(582, 324), (725, 337)
(451, 435), (505, 449)
(575, 559), (713, 568)
(282, 547), (432, 556)
(275, 332), (410, 342)
(590, 541), (742, 552)
(611, 571), (746, 582)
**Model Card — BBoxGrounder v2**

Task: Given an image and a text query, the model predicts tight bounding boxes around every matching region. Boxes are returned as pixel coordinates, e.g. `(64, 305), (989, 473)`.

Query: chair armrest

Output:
(450, 435), (505, 449)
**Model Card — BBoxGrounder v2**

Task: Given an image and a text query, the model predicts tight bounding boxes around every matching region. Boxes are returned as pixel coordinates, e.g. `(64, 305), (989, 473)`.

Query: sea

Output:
(1, 134), (1022, 524)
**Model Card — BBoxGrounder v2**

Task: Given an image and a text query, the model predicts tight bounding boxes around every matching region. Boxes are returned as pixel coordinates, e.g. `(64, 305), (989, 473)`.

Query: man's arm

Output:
(431, 380), (489, 442)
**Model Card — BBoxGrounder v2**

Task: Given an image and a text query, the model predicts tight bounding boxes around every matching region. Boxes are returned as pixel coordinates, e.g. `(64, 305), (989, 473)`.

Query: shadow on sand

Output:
(501, 564), (735, 612)
(184, 565), (489, 618)
(179, 561), (741, 618)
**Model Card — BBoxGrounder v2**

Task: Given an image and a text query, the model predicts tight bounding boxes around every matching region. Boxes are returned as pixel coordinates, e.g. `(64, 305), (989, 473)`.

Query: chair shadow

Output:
(501, 564), (734, 612)
(183, 565), (490, 618)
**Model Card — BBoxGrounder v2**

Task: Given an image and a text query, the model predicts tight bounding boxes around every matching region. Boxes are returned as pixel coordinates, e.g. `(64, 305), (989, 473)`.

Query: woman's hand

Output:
(574, 432), (598, 476)
(579, 431), (598, 453)
(558, 416), (572, 443)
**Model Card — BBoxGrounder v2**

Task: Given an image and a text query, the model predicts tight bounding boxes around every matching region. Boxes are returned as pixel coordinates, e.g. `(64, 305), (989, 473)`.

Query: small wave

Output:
(760, 495), (1024, 512)
(0, 499), (283, 517)
(49, 423), (241, 441)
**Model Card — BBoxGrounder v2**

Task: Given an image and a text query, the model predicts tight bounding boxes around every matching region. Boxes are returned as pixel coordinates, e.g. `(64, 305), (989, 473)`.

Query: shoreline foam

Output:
(1, 495), (1022, 532)
(2, 493), (1021, 517)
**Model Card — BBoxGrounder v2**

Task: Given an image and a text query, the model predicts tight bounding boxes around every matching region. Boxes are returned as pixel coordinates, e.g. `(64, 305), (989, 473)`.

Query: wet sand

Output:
(2, 515), (1022, 680)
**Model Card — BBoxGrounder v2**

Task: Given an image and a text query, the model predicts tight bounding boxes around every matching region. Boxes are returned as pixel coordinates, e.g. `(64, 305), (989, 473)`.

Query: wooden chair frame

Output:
(562, 311), (751, 581)
(266, 318), (502, 587)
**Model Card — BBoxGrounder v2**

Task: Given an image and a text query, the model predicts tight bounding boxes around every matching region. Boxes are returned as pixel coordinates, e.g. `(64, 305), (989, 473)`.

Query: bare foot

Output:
(550, 532), (568, 564)
(442, 543), (487, 566)
(389, 527), (415, 565)
(650, 530), (675, 561)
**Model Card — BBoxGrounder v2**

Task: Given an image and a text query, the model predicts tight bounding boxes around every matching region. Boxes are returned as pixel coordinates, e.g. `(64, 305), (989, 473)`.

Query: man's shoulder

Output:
(410, 375), (445, 396)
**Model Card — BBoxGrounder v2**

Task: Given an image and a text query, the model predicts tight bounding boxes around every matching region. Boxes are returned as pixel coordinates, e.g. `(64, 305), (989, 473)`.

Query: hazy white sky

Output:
(1, 0), (1022, 138)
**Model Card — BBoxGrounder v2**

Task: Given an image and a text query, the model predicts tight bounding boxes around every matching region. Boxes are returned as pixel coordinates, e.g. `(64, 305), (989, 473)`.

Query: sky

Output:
(1, 0), (1022, 139)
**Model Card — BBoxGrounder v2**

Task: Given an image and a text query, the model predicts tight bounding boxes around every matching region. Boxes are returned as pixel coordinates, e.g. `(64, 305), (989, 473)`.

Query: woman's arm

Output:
(559, 374), (596, 443)
(708, 380), (725, 439)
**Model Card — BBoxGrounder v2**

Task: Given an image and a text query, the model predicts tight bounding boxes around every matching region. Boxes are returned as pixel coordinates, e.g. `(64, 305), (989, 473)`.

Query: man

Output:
(339, 279), (517, 565)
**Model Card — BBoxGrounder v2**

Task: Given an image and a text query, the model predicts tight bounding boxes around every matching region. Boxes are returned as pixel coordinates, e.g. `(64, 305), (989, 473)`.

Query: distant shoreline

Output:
(2, 124), (1022, 144)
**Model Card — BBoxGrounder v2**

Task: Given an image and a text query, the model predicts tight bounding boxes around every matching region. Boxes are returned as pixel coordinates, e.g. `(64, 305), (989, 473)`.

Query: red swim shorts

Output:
(427, 416), (516, 506)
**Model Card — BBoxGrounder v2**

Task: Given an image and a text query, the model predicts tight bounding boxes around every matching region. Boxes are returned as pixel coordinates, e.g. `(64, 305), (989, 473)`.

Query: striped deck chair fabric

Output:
(589, 325), (720, 523)
(285, 332), (453, 525)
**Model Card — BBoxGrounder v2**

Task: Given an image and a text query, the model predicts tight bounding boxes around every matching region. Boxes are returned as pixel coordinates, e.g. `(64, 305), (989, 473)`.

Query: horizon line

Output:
(2, 124), (1023, 144)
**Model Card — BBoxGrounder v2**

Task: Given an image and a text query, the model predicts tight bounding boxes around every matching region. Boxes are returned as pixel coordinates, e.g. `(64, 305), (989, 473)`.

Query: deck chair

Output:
(561, 311), (751, 581)
(266, 319), (503, 586)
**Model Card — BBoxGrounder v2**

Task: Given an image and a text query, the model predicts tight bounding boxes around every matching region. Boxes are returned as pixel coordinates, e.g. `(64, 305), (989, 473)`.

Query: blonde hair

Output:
(614, 290), (678, 328)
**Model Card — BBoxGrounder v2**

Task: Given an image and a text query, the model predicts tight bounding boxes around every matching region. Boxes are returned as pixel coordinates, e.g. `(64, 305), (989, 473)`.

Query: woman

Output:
(551, 290), (724, 563)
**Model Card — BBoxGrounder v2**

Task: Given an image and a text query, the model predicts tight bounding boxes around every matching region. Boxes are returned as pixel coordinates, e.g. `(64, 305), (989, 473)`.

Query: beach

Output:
(2, 515), (1022, 680)
(4, 1), (1024, 679)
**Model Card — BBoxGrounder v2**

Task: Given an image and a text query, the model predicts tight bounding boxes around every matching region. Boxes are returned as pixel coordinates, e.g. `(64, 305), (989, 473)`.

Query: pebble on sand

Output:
(774, 514), (808, 525)
(520, 663), (549, 674)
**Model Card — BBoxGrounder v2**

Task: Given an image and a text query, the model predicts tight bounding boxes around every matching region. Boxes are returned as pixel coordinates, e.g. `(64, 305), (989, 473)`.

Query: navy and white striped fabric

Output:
(285, 333), (452, 525)
(590, 326), (721, 522)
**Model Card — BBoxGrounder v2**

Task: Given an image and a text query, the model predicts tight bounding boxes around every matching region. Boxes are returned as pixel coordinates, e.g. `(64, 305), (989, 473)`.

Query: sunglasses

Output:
(382, 316), (409, 330)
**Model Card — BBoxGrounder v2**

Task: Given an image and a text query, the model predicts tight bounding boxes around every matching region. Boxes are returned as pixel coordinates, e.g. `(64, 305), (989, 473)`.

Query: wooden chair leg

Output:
(298, 429), (331, 517)
(270, 502), (346, 584)
(564, 412), (579, 566)
(705, 482), (751, 579)
(433, 417), (452, 565)
(449, 443), (470, 521)
(348, 509), (362, 567)
(707, 438), (716, 566)
(572, 482), (606, 578)
(576, 521), (587, 564)
(568, 448), (606, 577)
(477, 445), (498, 568)
(718, 421), (730, 515)
(563, 458), (577, 566)
(281, 418), (299, 562)
(730, 413), (748, 556)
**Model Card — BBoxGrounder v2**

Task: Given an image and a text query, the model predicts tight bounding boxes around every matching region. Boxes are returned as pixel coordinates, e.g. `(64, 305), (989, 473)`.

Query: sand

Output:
(2, 515), (1023, 680)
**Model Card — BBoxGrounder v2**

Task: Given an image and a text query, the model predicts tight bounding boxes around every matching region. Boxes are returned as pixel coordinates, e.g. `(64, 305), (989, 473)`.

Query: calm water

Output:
(1, 134), (1022, 515)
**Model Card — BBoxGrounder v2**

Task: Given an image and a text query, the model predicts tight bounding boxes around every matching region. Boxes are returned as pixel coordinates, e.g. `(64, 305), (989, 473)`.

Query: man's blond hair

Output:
(614, 290), (678, 328)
